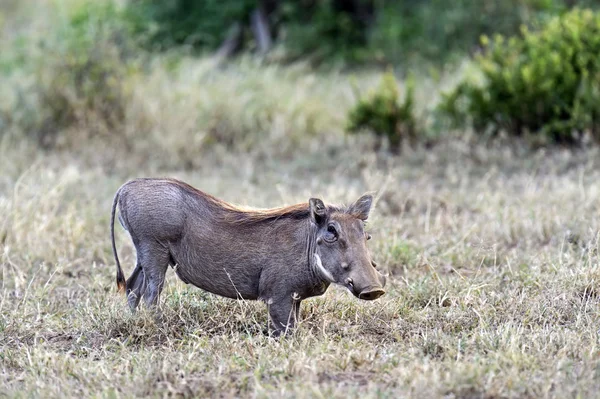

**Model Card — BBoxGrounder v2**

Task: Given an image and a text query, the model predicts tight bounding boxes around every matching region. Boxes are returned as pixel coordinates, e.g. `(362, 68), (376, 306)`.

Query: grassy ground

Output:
(2, 128), (600, 397)
(1, 2), (600, 395)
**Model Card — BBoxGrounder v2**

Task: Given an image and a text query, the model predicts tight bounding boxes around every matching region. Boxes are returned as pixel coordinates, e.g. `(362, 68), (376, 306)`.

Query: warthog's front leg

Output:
(267, 294), (302, 336)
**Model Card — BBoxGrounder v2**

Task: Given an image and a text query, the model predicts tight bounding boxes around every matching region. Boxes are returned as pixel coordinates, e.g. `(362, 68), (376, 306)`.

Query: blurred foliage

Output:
(369, 0), (564, 64)
(2, 2), (136, 145)
(347, 71), (417, 153)
(125, 0), (371, 61)
(278, 0), (373, 62)
(124, 0), (255, 51)
(122, 0), (600, 64)
(440, 8), (600, 144)
(4, 0), (600, 153)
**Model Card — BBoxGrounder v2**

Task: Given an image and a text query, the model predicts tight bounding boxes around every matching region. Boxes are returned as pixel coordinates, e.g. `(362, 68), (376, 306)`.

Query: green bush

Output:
(440, 8), (600, 144)
(369, 0), (569, 65)
(346, 71), (417, 153)
(9, 2), (137, 145)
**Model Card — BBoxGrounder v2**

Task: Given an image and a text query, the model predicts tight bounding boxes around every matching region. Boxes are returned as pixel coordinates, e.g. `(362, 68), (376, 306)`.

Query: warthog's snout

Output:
(358, 287), (386, 300)
(349, 271), (386, 300)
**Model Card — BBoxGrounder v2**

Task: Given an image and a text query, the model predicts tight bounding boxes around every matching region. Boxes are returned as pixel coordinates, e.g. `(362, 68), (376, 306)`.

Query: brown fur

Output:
(167, 178), (339, 225)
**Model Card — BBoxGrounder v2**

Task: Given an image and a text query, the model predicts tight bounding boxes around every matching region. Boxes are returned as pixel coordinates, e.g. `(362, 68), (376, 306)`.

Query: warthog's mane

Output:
(167, 178), (346, 225)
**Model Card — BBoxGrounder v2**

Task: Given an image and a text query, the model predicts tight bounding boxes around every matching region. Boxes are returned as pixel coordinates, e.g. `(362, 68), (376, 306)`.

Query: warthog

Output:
(111, 178), (386, 334)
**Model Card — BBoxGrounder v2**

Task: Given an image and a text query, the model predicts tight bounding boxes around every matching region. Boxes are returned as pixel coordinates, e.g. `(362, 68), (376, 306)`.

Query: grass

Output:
(2, 129), (600, 397)
(1, 1), (600, 396)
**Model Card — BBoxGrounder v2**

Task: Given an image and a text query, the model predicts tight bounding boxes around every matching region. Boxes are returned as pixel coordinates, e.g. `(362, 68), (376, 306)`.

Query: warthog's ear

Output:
(309, 198), (327, 226)
(349, 194), (373, 220)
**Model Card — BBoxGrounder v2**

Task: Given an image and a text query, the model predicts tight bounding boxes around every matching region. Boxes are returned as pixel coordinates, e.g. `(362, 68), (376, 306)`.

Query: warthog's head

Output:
(310, 194), (386, 300)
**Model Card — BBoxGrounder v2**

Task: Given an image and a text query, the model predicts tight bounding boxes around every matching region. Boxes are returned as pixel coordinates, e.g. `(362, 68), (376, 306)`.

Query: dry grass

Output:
(2, 131), (600, 398)
(2, 1), (600, 397)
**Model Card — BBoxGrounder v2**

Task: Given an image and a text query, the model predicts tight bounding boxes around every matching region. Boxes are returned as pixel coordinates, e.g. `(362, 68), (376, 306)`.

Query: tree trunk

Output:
(251, 4), (272, 54)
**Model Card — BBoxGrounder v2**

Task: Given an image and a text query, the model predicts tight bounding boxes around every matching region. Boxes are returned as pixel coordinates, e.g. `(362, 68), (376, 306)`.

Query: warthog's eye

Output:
(366, 233), (372, 240)
(324, 224), (338, 242)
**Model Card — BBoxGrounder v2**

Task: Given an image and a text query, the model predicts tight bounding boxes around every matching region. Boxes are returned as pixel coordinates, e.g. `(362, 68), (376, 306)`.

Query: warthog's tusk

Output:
(314, 253), (335, 283)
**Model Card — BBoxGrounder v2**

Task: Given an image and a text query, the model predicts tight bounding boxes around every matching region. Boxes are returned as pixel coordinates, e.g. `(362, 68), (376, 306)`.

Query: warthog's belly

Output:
(173, 261), (261, 300)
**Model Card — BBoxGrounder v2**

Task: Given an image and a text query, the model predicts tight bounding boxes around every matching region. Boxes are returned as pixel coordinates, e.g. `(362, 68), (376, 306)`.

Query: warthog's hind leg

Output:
(137, 242), (170, 307)
(126, 262), (146, 310)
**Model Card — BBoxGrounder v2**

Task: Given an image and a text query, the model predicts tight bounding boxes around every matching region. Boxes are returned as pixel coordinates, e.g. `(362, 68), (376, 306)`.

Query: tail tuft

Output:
(117, 276), (126, 293)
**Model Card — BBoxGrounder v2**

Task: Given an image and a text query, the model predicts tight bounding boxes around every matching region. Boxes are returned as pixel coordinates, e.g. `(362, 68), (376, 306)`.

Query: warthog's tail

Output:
(111, 188), (126, 293)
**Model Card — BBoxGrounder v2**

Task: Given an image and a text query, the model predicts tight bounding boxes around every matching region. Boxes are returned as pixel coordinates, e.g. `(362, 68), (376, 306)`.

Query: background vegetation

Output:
(2, 0), (600, 397)
(441, 8), (600, 145)
(123, 0), (600, 64)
